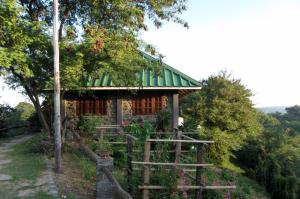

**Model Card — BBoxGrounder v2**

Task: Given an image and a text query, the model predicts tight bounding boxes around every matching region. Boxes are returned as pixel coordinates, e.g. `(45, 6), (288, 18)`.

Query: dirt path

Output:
(0, 135), (59, 198)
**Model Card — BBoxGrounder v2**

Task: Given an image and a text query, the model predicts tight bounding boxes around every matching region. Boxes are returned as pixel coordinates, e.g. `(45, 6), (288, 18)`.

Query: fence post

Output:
(127, 135), (133, 193)
(195, 144), (203, 199)
(99, 129), (104, 143)
(174, 129), (182, 163)
(143, 141), (151, 199)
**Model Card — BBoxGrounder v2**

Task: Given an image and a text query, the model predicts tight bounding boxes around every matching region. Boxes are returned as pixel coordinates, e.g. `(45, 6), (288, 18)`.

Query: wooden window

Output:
(76, 98), (107, 116)
(132, 95), (165, 115)
(155, 96), (164, 112)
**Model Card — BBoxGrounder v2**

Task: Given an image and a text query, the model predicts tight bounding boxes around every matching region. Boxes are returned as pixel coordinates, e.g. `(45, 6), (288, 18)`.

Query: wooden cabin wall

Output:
(63, 90), (175, 129)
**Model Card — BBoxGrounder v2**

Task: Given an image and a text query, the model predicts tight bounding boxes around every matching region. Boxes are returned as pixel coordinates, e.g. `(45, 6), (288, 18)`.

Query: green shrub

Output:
(156, 110), (171, 131)
(77, 115), (102, 137)
(124, 120), (152, 141)
(28, 133), (54, 156)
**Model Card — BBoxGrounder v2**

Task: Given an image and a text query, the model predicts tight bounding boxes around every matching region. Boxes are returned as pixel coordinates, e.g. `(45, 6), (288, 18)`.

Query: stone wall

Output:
(64, 93), (117, 127)
(121, 93), (172, 127)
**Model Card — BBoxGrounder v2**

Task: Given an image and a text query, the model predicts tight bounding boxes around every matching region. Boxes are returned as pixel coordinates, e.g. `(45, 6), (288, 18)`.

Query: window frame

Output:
(76, 98), (108, 116)
(132, 94), (165, 115)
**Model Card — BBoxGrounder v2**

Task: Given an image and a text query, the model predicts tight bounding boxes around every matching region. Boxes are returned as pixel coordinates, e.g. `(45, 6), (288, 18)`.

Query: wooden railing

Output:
(73, 131), (132, 199)
(95, 127), (236, 199)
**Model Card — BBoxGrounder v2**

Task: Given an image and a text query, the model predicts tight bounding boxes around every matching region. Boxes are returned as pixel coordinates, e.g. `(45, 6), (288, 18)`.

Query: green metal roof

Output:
(84, 52), (201, 88)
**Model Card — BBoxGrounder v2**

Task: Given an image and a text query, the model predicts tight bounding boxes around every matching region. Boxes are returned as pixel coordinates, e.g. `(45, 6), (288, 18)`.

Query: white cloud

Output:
(141, 1), (300, 107)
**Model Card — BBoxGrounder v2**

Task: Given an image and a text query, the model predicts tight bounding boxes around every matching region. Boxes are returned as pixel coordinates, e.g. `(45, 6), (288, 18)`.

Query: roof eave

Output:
(80, 86), (202, 90)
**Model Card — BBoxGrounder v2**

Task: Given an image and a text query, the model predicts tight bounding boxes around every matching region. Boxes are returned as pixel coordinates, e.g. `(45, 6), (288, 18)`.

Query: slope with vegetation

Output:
(181, 72), (300, 199)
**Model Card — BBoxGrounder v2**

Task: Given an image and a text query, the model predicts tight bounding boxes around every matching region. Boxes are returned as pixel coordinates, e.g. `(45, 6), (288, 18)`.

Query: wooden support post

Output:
(172, 93), (179, 129)
(127, 135), (133, 193)
(174, 129), (182, 196)
(116, 96), (122, 127)
(195, 144), (203, 199)
(174, 129), (182, 163)
(99, 129), (104, 143)
(143, 141), (151, 199)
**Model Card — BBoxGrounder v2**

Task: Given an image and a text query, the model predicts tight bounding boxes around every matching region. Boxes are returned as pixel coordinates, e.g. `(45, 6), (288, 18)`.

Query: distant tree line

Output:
(0, 102), (40, 136)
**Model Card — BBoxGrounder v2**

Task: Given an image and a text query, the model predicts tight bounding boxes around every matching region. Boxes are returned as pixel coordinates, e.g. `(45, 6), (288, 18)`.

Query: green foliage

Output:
(181, 72), (260, 165)
(156, 109), (171, 131)
(201, 168), (270, 199)
(15, 102), (35, 121)
(0, 104), (16, 129)
(0, 102), (37, 137)
(75, 153), (96, 181)
(29, 133), (54, 157)
(0, 135), (48, 182)
(271, 105), (300, 135)
(27, 111), (42, 131)
(124, 120), (153, 141)
(236, 112), (300, 199)
(0, 0), (188, 134)
(77, 115), (102, 137)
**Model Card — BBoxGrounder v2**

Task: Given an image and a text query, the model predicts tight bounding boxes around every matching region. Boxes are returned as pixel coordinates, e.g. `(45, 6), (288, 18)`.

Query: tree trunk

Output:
(31, 94), (51, 136)
(9, 67), (52, 136)
(53, 0), (62, 173)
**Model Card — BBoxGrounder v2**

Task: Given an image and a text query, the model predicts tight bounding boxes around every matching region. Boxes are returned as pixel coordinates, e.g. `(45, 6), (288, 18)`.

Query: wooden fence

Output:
(99, 126), (236, 199)
(73, 130), (132, 199)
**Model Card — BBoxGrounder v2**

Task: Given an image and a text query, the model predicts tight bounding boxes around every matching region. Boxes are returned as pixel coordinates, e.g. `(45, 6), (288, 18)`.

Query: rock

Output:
(17, 189), (36, 197)
(15, 180), (33, 189)
(0, 149), (13, 153)
(0, 174), (12, 181)
(0, 160), (11, 165)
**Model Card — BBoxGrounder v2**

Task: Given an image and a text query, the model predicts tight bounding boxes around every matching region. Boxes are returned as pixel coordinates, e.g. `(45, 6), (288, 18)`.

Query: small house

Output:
(62, 54), (201, 129)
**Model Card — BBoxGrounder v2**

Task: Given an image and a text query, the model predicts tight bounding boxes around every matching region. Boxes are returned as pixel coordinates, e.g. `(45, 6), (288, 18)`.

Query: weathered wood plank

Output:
(132, 162), (213, 167)
(138, 185), (236, 190)
(146, 139), (214, 144)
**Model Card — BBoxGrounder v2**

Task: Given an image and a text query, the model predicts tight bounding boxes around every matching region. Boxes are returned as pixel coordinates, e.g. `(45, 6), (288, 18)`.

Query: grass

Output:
(201, 168), (270, 199)
(0, 133), (269, 199)
(55, 144), (96, 199)
(22, 191), (58, 199)
(1, 138), (48, 182)
(0, 134), (59, 199)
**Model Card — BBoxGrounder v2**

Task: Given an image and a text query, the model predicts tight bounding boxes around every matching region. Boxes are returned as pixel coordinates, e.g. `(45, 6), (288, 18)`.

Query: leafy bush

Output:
(27, 112), (41, 132)
(156, 110), (171, 131)
(124, 120), (153, 141)
(77, 115), (102, 137)
(28, 133), (54, 156)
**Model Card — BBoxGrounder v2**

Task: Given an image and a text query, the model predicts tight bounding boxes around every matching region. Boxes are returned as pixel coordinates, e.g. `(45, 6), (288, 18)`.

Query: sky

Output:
(141, 0), (300, 107)
(1, 0), (300, 107)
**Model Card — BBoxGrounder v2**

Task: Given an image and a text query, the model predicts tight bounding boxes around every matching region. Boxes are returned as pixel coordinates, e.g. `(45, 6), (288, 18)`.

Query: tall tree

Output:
(15, 102), (35, 121)
(181, 72), (260, 165)
(0, 0), (189, 135)
(0, 0), (52, 135)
